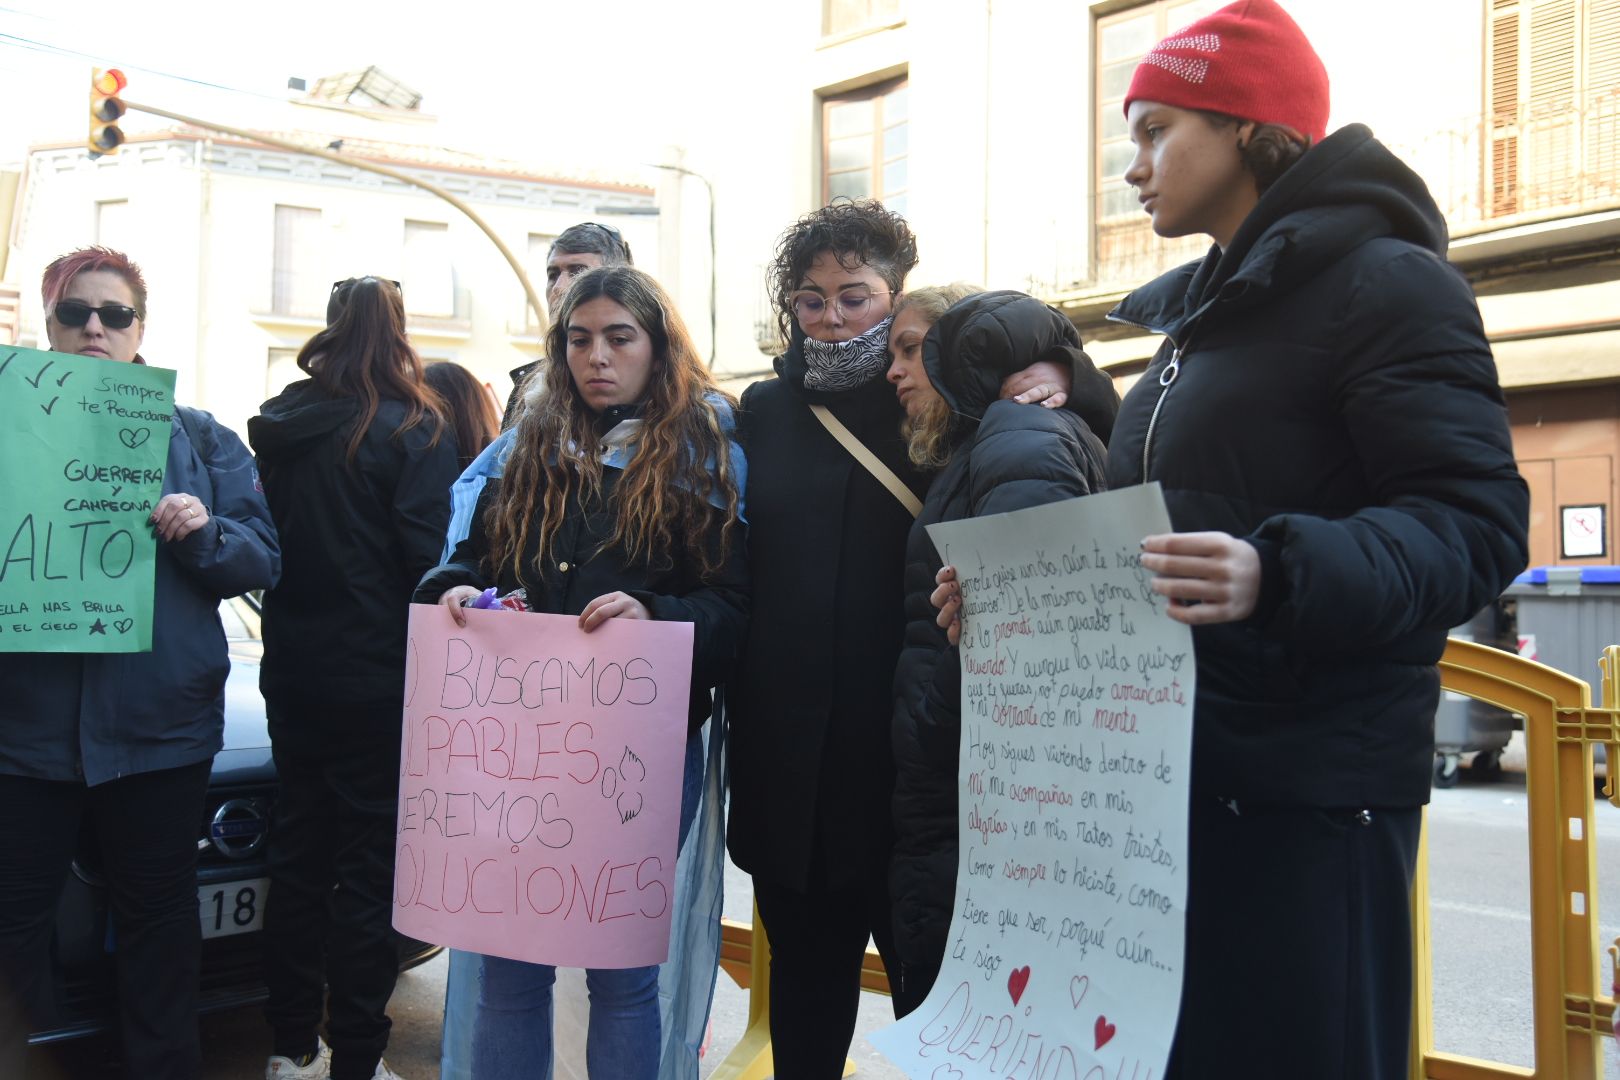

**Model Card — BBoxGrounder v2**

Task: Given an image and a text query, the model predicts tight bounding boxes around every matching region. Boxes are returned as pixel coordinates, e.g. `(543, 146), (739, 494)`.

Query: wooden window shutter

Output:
(1585, 0), (1620, 196)
(1490, 3), (1522, 215)
(1527, 0), (1578, 203)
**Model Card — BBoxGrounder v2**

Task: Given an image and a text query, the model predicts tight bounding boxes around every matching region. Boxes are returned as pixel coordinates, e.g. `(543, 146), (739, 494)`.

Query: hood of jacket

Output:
(1110, 124), (1449, 340)
(923, 290), (1120, 444)
(250, 378), (362, 461)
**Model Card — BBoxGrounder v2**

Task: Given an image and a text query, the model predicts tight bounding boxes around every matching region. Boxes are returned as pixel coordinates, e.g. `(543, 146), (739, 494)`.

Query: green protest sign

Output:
(0, 345), (175, 652)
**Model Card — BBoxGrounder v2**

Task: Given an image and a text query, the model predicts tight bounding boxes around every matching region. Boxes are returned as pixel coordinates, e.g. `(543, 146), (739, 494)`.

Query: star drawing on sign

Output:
(88, 619), (107, 635)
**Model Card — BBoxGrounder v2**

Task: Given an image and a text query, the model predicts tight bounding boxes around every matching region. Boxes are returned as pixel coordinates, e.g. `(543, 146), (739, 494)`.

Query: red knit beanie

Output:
(1123, 0), (1330, 144)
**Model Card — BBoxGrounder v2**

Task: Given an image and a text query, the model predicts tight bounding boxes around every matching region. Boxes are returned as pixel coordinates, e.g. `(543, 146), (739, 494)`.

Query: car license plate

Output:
(198, 878), (268, 939)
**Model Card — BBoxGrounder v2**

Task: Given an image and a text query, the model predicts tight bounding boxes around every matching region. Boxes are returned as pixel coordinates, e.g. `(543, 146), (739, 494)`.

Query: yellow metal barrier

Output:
(1416, 639), (1618, 1079)
(712, 904), (889, 1079)
(713, 639), (1620, 1079)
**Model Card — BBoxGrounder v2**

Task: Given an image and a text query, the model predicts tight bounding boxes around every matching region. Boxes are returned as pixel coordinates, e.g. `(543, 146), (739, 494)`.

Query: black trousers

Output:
(261, 705), (401, 1080)
(752, 873), (921, 1079)
(1165, 796), (1422, 1080)
(0, 760), (211, 1080)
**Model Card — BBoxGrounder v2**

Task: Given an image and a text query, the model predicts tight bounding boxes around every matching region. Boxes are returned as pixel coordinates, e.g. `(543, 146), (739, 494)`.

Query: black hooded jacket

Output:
(887, 292), (1114, 987)
(1106, 124), (1529, 808)
(249, 379), (461, 714)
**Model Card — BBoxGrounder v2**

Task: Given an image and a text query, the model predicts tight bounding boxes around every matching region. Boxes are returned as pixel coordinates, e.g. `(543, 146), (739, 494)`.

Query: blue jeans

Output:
(470, 733), (704, 1080)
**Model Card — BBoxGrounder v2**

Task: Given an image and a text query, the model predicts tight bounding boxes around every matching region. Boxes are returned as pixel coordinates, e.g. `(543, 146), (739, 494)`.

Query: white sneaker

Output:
(265, 1038), (331, 1079)
(371, 1061), (406, 1080)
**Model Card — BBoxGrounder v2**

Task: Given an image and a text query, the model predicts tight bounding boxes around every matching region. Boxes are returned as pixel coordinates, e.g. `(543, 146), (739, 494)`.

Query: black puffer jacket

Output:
(415, 406), (749, 736)
(1106, 124), (1529, 809)
(889, 292), (1114, 993)
(250, 381), (461, 714)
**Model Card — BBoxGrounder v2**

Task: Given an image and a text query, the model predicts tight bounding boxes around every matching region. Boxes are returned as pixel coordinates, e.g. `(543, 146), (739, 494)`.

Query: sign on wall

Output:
(1560, 503), (1607, 559)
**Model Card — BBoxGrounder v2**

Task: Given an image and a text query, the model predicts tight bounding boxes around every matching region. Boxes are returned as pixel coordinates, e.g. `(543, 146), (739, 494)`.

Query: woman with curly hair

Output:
(724, 201), (1077, 1073)
(416, 266), (747, 1079)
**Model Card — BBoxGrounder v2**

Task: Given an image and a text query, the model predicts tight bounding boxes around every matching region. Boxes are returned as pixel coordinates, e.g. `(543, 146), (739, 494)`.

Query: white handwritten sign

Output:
(872, 485), (1193, 1079)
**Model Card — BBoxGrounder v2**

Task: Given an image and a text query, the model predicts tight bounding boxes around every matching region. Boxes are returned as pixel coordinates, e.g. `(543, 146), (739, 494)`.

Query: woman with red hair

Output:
(0, 246), (280, 1077)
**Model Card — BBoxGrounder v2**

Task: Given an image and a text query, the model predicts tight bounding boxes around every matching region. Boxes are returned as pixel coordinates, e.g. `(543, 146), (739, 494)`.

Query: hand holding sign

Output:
(150, 493), (210, 543)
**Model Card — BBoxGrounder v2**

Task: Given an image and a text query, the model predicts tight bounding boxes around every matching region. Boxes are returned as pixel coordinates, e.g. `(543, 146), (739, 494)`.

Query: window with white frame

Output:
(267, 347), (301, 398)
(824, 0), (902, 36)
(822, 77), (909, 216)
(1093, 1), (1225, 285)
(522, 231), (556, 330)
(403, 220), (455, 318)
(95, 200), (129, 253)
(271, 205), (326, 317)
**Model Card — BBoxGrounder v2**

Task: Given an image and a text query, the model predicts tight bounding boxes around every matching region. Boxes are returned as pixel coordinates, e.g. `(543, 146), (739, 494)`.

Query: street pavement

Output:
(28, 737), (1620, 1078)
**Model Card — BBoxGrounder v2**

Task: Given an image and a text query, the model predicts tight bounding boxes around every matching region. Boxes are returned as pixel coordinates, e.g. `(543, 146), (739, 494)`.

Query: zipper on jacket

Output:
(1109, 289), (1226, 482)
(1140, 346), (1182, 482)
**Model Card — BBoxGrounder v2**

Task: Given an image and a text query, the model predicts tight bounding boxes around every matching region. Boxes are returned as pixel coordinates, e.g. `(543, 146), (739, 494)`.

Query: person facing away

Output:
(416, 265), (748, 1080)
(885, 287), (1116, 1008)
(424, 361), (501, 470)
(939, 2), (1525, 1077)
(723, 199), (1077, 1077)
(0, 245), (279, 1080)
(251, 275), (461, 1080)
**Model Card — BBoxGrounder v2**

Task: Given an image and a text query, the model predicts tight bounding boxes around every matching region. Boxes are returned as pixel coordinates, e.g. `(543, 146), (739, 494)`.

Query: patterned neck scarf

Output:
(801, 315), (894, 393)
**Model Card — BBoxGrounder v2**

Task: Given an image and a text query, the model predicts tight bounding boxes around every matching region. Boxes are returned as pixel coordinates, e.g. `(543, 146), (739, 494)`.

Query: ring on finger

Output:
(186, 507), (196, 519)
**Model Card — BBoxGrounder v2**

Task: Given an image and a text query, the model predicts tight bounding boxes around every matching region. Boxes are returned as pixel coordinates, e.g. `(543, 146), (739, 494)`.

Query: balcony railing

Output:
(1389, 89), (1620, 231)
(1039, 90), (1620, 304)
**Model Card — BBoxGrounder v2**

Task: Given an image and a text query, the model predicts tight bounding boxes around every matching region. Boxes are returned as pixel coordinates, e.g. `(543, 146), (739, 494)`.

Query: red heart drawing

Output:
(1007, 965), (1031, 1006)
(1069, 975), (1090, 1008)
(1095, 1015), (1117, 1050)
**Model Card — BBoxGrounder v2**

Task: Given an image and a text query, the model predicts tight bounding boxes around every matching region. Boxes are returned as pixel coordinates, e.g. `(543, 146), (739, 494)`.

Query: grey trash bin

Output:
(1503, 565), (1619, 771)
(1434, 599), (1519, 787)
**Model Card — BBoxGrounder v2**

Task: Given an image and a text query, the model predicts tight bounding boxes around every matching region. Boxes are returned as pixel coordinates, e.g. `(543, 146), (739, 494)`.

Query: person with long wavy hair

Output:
(424, 361), (500, 470)
(250, 276), (462, 1080)
(416, 266), (747, 1079)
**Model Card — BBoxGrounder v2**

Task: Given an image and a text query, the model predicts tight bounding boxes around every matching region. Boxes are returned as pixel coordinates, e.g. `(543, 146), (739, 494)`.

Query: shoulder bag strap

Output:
(808, 403), (921, 519)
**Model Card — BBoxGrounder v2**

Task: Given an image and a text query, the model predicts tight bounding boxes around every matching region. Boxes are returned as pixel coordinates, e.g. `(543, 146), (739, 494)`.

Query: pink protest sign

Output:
(393, 603), (693, 969)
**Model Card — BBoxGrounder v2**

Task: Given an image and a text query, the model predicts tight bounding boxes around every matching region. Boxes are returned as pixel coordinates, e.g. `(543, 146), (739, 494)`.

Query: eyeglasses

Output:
(53, 300), (141, 329)
(790, 287), (892, 324)
(332, 279), (403, 293)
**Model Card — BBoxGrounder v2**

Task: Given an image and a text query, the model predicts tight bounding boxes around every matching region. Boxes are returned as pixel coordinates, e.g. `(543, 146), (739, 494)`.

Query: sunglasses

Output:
(577, 222), (624, 242)
(53, 300), (141, 330)
(332, 279), (403, 293)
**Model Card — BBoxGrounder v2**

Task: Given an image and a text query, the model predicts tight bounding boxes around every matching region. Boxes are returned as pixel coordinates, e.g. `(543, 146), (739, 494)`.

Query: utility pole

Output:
(647, 162), (716, 368)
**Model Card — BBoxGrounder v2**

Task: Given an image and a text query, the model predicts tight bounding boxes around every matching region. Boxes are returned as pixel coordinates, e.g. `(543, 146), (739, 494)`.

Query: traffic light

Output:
(88, 68), (127, 157)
